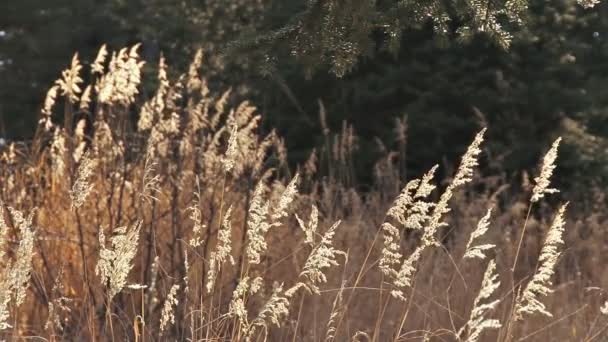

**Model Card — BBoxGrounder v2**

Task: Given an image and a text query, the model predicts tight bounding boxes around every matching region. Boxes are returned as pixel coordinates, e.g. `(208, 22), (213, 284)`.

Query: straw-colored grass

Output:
(0, 44), (606, 341)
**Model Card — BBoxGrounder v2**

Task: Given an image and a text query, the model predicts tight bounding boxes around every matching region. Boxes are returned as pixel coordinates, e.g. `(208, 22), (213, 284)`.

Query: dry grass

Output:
(0, 44), (607, 341)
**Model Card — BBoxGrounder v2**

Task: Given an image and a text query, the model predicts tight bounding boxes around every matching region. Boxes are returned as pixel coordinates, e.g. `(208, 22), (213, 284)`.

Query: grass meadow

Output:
(0, 45), (607, 341)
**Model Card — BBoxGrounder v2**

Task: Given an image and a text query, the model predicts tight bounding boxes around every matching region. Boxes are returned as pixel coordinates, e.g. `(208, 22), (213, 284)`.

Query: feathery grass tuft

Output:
(531, 137), (561, 203)
(70, 152), (97, 209)
(458, 259), (501, 342)
(160, 284), (179, 334)
(96, 221), (142, 301)
(515, 203), (568, 319)
(206, 205), (235, 293)
(463, 208), (495, 260)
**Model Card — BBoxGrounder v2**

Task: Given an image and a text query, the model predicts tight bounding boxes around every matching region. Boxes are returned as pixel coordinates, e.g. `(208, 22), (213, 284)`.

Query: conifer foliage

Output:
(229, 0), (602, 76)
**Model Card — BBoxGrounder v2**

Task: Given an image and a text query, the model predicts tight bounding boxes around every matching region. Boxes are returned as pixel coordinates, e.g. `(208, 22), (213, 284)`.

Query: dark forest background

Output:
(1, 0), (608, 198)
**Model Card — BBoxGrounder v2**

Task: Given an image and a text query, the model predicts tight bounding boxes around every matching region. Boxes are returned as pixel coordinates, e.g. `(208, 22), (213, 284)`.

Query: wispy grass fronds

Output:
(394, 115), (407, 145)
(379, 222), (402, 279)
(230, 276), (255, 323)
(325, 281), (346, 342)
(304, 148), (318, 178)
(50, 128), (66, 178)
(0, 279), (10, 331)
(40, 85), (59, 130)
(380, 166), (437, 279)
(422, 128), (485, 247)
(45, 267), (72, 333)
(388, 130), (485, 300)
(392, 246), (423, 300)
(206, 205), (235, 293)
(386, 165), (437, 229)
(73, 119), (87, 161)
(93, 117), (123, 160)
(458, 259), (501, 342)
(515, 203), (568, 319)
(271, 173), (300, 221)
(91, 44), (108, 75)
(137, 56), (169, 133)
(249, 283), (290, 338)
(140, 157), (161, 204)
(187, 48), (204, 90)
(463, 208), (495, 260)
(0, 204), (10, 331)
(79, 85), (92, 113)
(230, 276), (264, 337)
(0, 204), (7, 259)
(188, 182), (205, 248)
(9, 207), (36, 306)
(247, 174), (299, 265)
(97, 44), (144, 106)
(245, 182), (272, 265)
(295, 204), (319, 246)
(70, 152), (97, 209)
(222, 123), (238, 173)
(286, 220), (345, 296)
(56, 53), (83, 103)
(96, 221), (142, 300)
(531, 137), (561, 203)
(160, 284), (179, 334)
(0, 207), (34, 328)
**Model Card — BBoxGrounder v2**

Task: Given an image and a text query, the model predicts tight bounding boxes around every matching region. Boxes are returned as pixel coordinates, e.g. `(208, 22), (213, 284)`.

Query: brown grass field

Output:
(0, 44), (607, 341)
